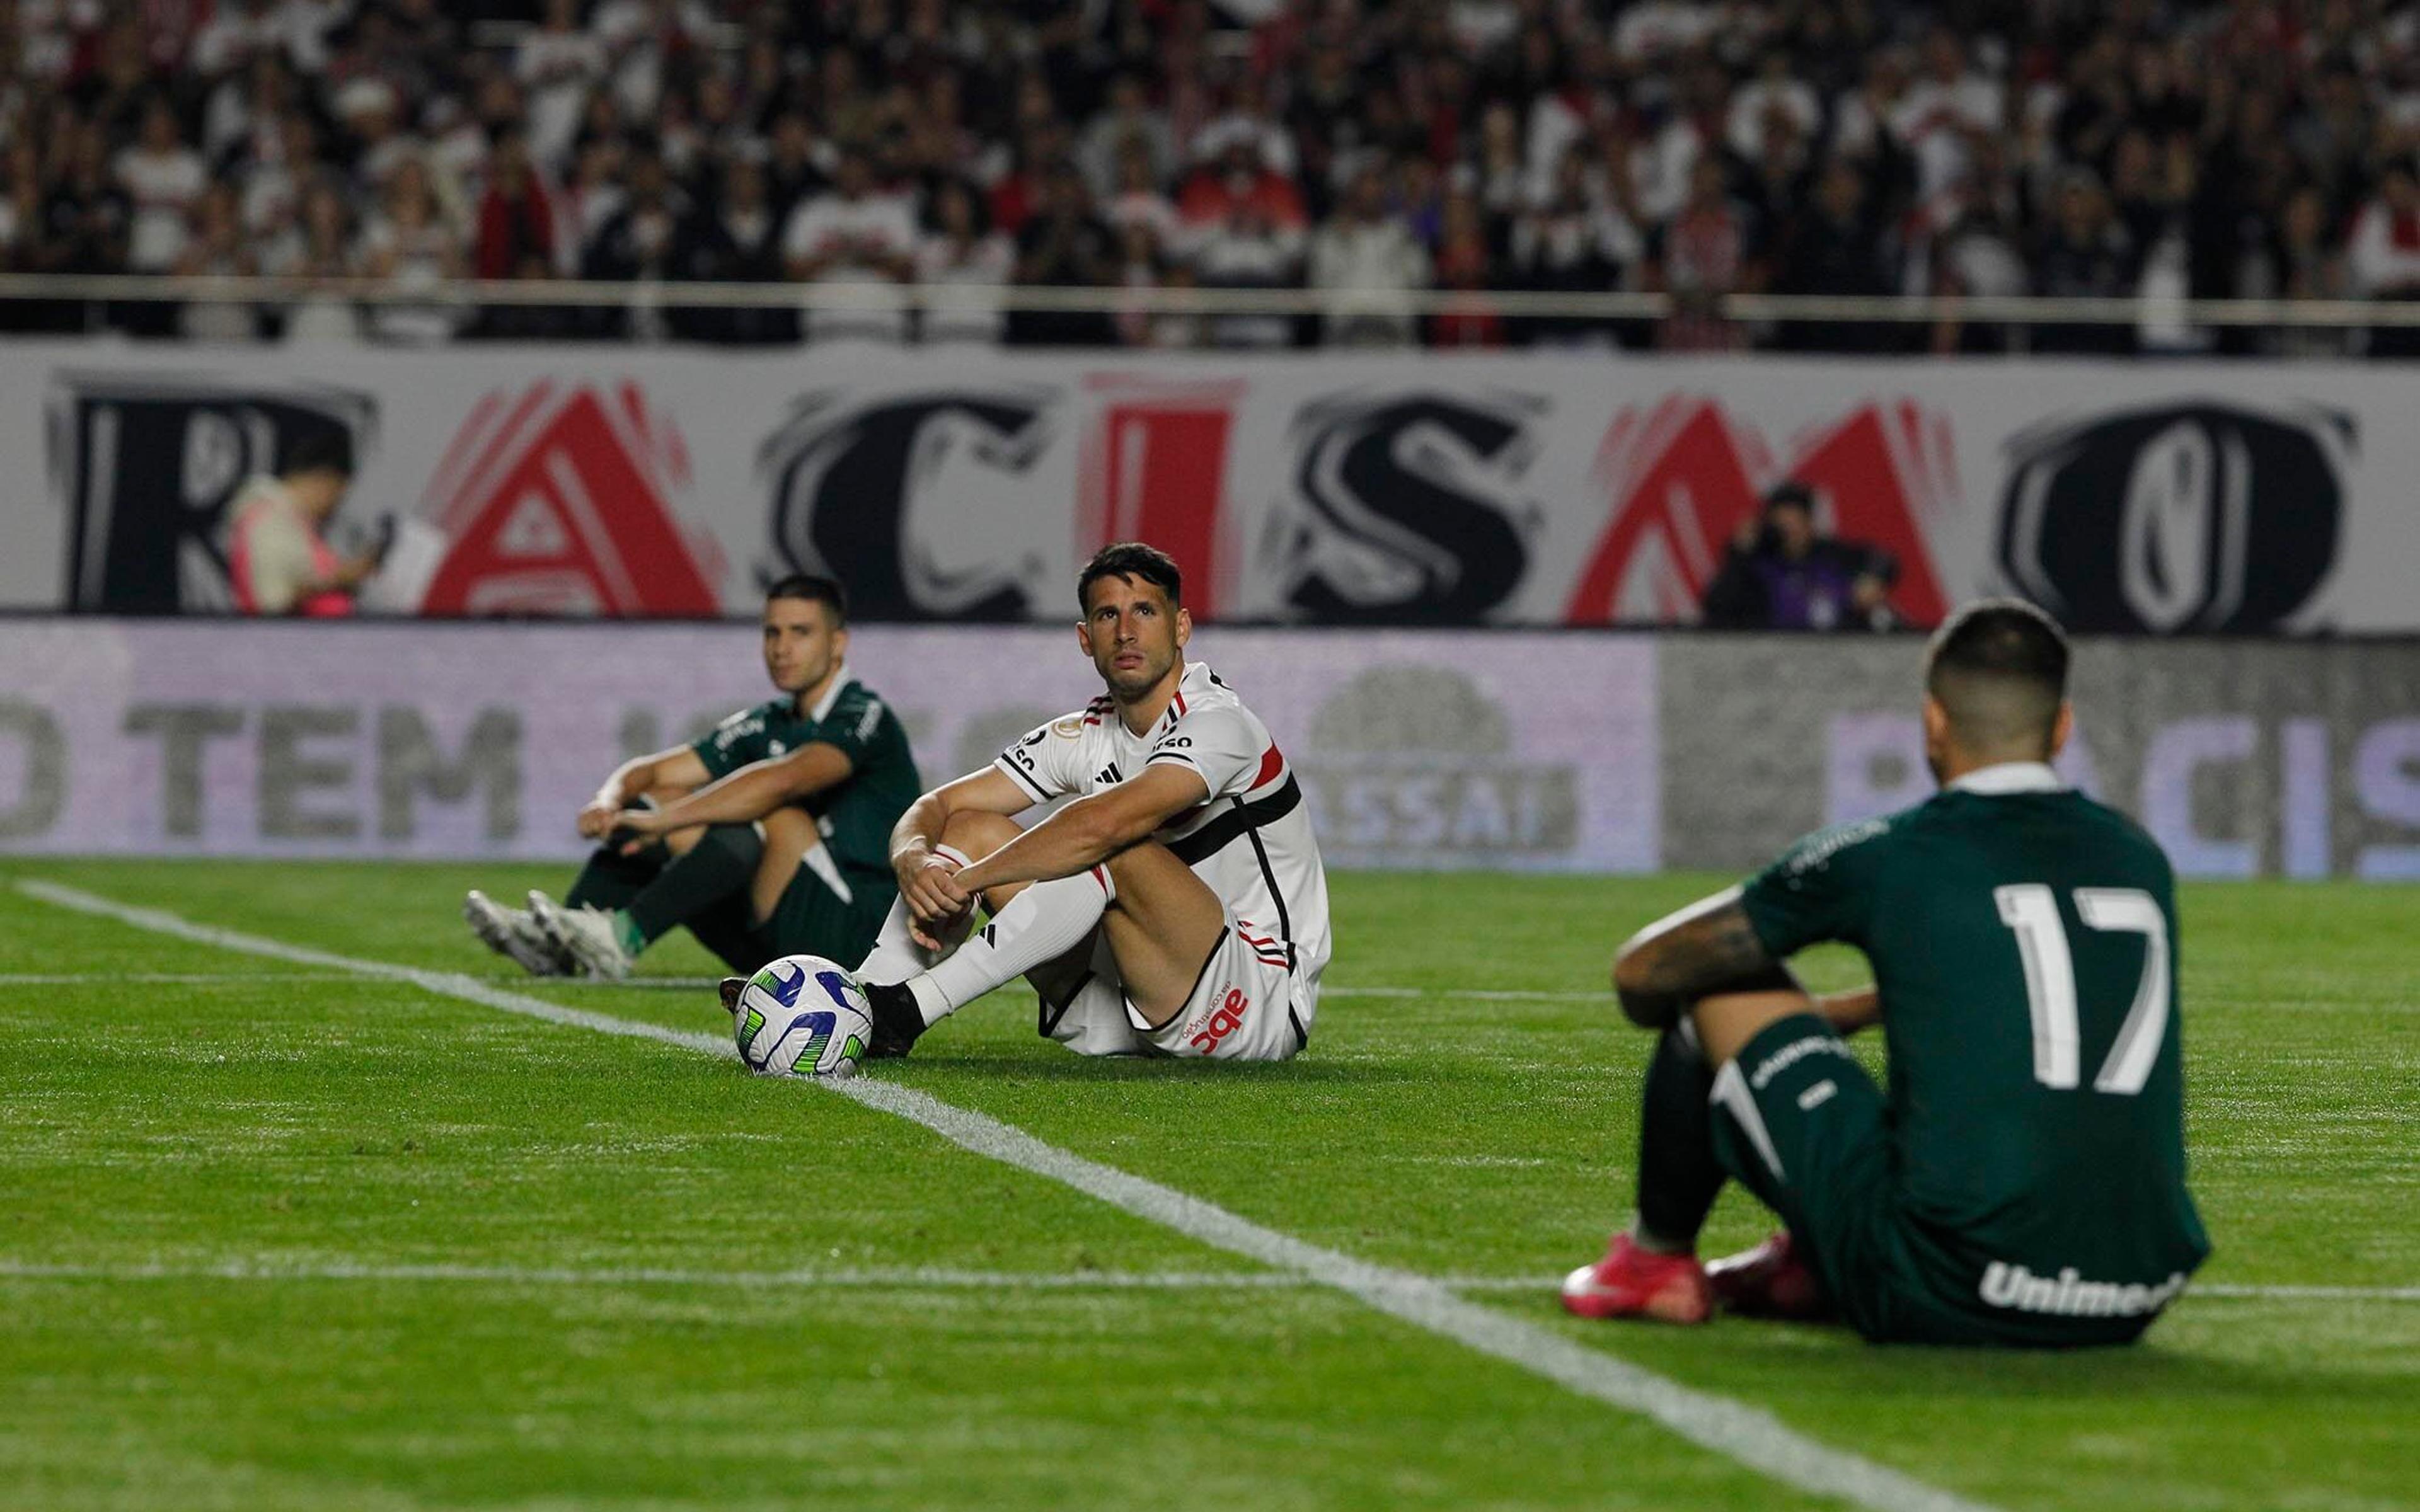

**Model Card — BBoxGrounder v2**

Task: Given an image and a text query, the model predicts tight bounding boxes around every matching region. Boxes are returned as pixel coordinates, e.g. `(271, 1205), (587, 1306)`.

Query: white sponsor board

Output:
(0, 622), (1659, 871)
(2, 342), (2412, 631)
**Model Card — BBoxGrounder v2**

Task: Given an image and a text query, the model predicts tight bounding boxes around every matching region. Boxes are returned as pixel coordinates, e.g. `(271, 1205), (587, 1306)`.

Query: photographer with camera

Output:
(225, 430), (389, 617)
(1700, 482), (1901, 631)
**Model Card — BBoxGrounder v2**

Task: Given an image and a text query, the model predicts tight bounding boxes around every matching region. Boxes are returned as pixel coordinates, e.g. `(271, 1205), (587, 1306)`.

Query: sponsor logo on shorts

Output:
(1748, 1034), (1855, 1092)
(1978, 1261), (2191, 1319)
(1189, 986), (1252, 1055)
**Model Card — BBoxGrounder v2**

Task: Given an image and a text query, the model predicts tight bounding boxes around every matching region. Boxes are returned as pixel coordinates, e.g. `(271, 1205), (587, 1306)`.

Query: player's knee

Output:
(695, 822), (766, 866)
(939, 808), (1022, 859)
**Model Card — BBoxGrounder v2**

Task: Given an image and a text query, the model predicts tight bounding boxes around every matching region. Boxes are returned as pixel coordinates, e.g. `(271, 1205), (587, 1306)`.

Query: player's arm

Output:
(1610, 886), (1803, 1030)
(889, 767), (1039, 931)
(950, 763), (1207, 896)
(577, 745), (711, 839)
(611, 743), (856, 847)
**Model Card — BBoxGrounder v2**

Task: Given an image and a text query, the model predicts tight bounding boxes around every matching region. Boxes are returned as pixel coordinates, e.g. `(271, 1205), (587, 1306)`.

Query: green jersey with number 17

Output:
(1739, 762), (2210, 1307)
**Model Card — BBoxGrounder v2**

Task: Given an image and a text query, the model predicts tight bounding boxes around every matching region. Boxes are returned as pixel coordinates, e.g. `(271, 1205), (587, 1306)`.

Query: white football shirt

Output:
(993, 659), (1332, 1012)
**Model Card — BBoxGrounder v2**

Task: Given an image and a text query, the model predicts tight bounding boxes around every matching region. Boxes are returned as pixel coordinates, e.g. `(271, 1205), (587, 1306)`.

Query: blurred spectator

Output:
(2249, 185), (2354, 359)
(1512, 147), (1644, 348)
(475, 129), (555, 281)
(1309, 159), (1427, 347)
(781, 147), (916, 342)
(1700, 484), (1900, 632)
(359, 155), (467, 344)
(37, 123), (130, 329)
(581, 147), (681, 338)
(115, 96), (204, 273)
(1429, 188), (1505, 348)
(1008, 160), (1115, 347)
(172, 182), (260, 340)
(666, 155), (795, 344)
(2346, 158), (2420, 355)
(6, 0), (2420, 355)
(1182, 138), (1306, 348)
(916, 176), (1012, 344)
(519, 0), (606, 172)
(2032, 168), (2135, 355)
(1729, 50), (1823, 166)
(268, 177), (366, 343)
(1650, 156), (1757, 352)
(1079, 73), (1174, 205)
(1772, 158), (1893, 353)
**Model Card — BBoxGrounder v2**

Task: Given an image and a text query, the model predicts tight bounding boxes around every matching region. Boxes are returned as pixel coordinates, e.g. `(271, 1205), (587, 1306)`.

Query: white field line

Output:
(0, 971), (371, 985)
(18, 878), (1990, 1512)
(1, 1258), (2408, 1304)
(0, 1260), (1305, 1289)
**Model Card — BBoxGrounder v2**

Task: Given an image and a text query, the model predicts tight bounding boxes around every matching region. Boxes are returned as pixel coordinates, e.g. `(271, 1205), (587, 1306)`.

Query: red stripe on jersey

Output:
(1251, 745), (1284, 789)
(1173, 690), (1188, 716)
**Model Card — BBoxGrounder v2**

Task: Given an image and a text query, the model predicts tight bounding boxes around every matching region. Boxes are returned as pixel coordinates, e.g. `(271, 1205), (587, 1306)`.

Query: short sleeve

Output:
(993, 714), (1085, 805)
(1737, 816), (1891, 958)
(815, 688), (893, 769)
(1144, 704), (1259, 799)
(691, 705), (769, 781)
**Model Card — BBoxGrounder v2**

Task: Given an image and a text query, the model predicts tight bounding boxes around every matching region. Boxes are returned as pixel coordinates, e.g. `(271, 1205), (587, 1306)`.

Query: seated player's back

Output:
(1752, 775), (2210, 1302)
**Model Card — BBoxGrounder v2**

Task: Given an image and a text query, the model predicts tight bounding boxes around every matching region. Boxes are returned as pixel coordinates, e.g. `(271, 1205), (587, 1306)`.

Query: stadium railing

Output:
(0, 272), (2414, 336)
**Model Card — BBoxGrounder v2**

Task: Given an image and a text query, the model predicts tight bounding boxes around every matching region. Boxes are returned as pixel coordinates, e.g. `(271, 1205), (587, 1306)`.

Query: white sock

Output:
(856, 845), (974, 985)
(908, 865), (1114, 1026)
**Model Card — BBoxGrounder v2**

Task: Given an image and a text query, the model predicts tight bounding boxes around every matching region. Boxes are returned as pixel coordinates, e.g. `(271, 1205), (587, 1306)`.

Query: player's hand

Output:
(577, 799), (624, 839)
(613, 808), (668, 854)
(895, 845), (971, 950)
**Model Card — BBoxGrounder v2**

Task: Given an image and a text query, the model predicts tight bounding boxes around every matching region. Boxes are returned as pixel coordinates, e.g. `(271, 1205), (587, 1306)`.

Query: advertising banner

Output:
(1660, 637), (2420, 881)
(2, 621), (2411, 878)
(3, 343), (2414, 632)
(0, 622), (1659, 873)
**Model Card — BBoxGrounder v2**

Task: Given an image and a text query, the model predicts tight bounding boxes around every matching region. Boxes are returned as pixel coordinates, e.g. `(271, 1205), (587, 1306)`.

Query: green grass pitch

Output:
(1, 858), (2413, 1511)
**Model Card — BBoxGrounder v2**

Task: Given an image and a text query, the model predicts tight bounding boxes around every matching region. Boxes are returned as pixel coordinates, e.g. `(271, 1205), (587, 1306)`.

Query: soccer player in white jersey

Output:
(836, 541), (1331, 1061)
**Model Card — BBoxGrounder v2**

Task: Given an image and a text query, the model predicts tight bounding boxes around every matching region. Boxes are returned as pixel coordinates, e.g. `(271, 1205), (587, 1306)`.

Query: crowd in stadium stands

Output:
(5, 0), (2420, 353)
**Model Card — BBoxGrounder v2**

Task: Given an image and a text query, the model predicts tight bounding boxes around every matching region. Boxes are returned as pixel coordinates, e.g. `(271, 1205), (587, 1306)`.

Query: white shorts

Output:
(1039, 914), (1313, 1062)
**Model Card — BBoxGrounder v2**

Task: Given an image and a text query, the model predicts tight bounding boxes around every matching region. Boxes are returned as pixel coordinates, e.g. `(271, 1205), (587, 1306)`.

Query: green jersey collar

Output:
(1949, 760), (2066, 796)
(804, 663), (856, 724)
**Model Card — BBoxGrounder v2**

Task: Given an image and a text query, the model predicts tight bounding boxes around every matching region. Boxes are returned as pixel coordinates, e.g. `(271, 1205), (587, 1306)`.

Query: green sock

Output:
(623, 823), (766, 950)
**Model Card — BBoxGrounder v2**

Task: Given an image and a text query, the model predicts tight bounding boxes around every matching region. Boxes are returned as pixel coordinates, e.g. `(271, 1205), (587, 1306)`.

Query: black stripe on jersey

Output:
(1164, 776), (1301, 866)
(1244, 816), (1296, 969)
(996, 756), (1052, 803)
(1037, 969), (1094, 1041)
(1288, 1007), (1308, 1051)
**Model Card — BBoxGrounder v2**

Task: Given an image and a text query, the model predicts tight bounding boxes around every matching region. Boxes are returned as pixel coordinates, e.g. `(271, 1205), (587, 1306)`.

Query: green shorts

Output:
(753, 861), (895, 972)
(1708, 1014), (2153, 1348)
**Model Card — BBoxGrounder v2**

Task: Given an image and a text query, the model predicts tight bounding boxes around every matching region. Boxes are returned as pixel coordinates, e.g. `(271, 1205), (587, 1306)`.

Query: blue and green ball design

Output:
(732, 956), (874, 1077)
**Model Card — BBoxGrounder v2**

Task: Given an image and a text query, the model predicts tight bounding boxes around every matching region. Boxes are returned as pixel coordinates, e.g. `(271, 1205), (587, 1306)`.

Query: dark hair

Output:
(1077, 542), (1182, 611)
(765, 573), (848, 627)
(1763, 481), (1816, 515)
(1925, 597), (2070, 753)
(284, 429), (355, 479)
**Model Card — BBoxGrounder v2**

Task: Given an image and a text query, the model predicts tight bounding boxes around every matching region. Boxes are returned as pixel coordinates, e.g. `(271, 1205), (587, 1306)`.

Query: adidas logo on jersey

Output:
(1097, 762), (1123, 786)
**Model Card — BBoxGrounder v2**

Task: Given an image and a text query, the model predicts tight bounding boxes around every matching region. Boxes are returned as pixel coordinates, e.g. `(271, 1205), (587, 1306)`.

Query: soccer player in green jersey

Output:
(463, 575), (920, 980)
(1563, 599), (2210, 1346)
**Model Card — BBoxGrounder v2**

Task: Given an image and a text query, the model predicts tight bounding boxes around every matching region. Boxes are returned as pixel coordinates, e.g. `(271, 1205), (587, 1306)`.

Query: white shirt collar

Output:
(1949, 760), (2066, 796)
(806, 663), (855, 724)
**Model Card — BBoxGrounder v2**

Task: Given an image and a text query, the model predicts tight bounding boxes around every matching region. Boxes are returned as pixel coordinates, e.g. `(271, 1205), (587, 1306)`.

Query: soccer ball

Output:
(730, 955), (873, 1078)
